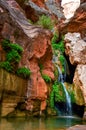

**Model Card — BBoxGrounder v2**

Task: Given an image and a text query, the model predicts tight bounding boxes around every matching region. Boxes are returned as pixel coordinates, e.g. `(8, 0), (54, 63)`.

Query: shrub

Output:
(42, 74), (51, 83)
(0, 61), (13, 72)
(6, 50), (21, 63)
(16, 67), (31, 79)
(52, 40), (65, 53)
(50, 81), (66, 108)
(59, 55), (65, 65)
(10, 43), (23, 54)
(51, 33), (58, 45)
(37, 15), (54, 30)
(1, 39), (11, 51)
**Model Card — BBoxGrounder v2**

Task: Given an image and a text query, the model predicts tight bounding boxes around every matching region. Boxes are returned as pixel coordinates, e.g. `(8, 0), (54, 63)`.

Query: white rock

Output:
(61, 0), (80, 20)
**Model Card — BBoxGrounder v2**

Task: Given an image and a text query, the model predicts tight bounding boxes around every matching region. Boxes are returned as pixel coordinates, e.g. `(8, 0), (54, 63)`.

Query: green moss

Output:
(51, 34), (65, 53)
(16, 67), (31, 79)
(51, 33), (58, 44)
(50, 81), (66, 108)
(68, 88), (76, 103)
(37, 15), (54, 30)
(59, 54), (65, 74)
(42, 74), (51, 83)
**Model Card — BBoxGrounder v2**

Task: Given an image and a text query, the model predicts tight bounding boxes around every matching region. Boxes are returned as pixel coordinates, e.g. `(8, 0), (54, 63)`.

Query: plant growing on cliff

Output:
(1, 39), (31, 79)
(37, 15), (54, 30)
(6, 50), (21, 64)
(51, 34), (65, 53)
(50, 81), (66, 108)
(2, 39), (23, 54)
(39, 63), (51, 83)
(0, 61), (13, 72)
(16, 67), (31, 79)
(42, 74), (51, 83)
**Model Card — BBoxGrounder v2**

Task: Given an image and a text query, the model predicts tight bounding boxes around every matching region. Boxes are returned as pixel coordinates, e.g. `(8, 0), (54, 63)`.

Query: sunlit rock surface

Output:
(61, 0), (80, 20)
(64, 32), (86, 65)
(59, 0), (86, 38)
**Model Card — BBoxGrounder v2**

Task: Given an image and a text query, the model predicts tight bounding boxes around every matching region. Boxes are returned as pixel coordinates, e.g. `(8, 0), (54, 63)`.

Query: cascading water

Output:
(53, 55), (72, 116)
(57, 65), (72, 116)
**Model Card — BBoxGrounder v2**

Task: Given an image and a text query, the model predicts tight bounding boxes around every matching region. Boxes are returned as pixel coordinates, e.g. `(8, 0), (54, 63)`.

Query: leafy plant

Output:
(50, 81), (66, 108)
(37, 15), (54, 30)
(6, 50), (21, 63)
(0, 61), (13, 72)
(1, 39), (11, 51)
(10, 43), (23, 54)
(16, 67), (31, 79)
(52, 40), (65, 53)
(42, 74), (51, 83)
(51, 33), (58, 45)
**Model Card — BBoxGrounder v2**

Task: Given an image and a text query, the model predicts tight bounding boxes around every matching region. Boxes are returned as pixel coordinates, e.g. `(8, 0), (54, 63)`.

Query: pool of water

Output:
(0, 116), (86, 130)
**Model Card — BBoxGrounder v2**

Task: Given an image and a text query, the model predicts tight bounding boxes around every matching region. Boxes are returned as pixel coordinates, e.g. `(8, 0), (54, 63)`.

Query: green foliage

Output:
(16, 67), (31, 79)
(6, 50), (21, 63)
(42, 74), (51, 83)
(59, 55), (65, 73)
(2, 39), (23, 54)
(50, 81), (66, 108)
(52, 40), (65, 53)
(0, 61), (13, 72)
(59, 55), (65, 65)
(51, 33), (58, 45)
(37, 15), (54, 30)
(1, 39), (11, 51)
(9, 43), (23, 54)
(39, 63), (44, 72)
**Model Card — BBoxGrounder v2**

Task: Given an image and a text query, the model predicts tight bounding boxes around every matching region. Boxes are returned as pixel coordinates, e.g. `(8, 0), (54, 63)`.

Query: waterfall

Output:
(57, 65), (72, 116)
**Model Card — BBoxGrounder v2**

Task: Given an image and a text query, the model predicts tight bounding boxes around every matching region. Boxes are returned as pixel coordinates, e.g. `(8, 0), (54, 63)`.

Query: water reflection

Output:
(0, 116), (85, 130)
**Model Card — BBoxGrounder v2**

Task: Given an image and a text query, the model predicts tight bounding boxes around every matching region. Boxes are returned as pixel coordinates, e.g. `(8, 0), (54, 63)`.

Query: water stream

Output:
(53, 54), (72, 116)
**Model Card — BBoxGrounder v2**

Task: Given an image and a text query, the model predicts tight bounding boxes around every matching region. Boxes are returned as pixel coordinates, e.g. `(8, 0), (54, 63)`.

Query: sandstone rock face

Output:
(73, 65), (86, 105)
(64, 32), (86, 65)
(0, 0), (54, 114)
(0, 69), (27, 117)
(60, 1), (86, 38)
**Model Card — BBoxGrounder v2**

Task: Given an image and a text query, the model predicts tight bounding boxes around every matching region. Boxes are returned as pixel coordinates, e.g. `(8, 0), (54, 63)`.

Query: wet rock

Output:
(67, 125), (86, 130)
